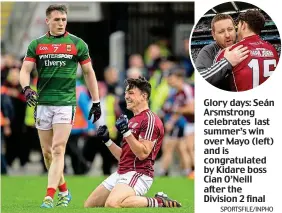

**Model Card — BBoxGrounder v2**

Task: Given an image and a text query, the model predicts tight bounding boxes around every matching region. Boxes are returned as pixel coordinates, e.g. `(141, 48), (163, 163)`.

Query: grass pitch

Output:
(1, 176), (194, 213)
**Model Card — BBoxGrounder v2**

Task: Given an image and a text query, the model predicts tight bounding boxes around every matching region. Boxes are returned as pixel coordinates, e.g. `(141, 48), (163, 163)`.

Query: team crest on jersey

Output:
(131, 122), (138, 128)
(66, 44), (71, 52)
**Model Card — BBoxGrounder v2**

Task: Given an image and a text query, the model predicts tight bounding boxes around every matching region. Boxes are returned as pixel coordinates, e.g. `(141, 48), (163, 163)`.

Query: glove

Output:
(88, 102), (101, 123)
(115, 114), (131, 137)
(23, 86), (38, 107)
(96, 125), (112, 146)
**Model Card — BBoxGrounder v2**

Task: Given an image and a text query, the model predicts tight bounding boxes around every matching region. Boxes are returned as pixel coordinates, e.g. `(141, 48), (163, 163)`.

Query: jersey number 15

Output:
(248, 59), (276, 88)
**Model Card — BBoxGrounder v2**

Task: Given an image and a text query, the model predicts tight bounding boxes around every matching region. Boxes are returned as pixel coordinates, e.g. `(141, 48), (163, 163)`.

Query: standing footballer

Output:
(19, 4), (101, 208)
(84, 77), (181, 208)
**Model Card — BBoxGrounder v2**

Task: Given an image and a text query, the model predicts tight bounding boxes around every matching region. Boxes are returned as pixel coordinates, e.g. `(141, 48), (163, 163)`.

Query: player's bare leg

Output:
(84, 184), (111, 207)
(105, 184), (181, 208)
(38, 124), (72, 207)
(38, 129), (55, 208)
(48, 124), (71, 188)
(105, 183), (137, 208)
(39, 129), (68, 184)
(186, 133), (194, 179)
(158, 137), (178, 176)
(49, 123), (72, 207)
(38, 129), (53, 171)
(177, 139), (193, 176)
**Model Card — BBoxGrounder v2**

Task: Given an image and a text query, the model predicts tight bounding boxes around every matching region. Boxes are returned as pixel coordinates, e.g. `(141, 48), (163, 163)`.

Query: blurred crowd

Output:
(1, 38), (195, 178)
(194, 11), (272, 31)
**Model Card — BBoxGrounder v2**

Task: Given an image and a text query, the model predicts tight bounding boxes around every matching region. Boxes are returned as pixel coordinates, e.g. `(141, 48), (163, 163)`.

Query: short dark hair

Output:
(125, 77), (151, 100)
(168, 66), (186, 78)
(237, 10), (265, 35)
(211, 14), (235, 32)
(46, 4), (68, 17)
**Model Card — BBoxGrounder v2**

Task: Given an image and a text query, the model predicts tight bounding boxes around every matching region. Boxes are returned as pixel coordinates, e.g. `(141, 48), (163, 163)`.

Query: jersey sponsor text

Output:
(39, 54), (73, 59)
(44, 60), (67, 67)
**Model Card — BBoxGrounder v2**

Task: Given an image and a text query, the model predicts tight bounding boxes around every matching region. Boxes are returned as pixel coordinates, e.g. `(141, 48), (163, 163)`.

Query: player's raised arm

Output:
(96, 125), (122, 161)
(77, 39), (101, 123)
(116, 114), (155, 161)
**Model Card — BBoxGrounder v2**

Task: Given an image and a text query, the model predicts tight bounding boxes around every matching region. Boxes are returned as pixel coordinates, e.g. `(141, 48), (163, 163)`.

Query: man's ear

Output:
(45, 18), (49, 25)
(142, 93), (148, 100)
(242, 21), (247, 31)
(212, 31), (216, 40)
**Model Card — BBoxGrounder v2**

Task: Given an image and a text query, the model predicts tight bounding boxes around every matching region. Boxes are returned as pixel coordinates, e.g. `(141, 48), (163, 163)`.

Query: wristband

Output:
(105, 139), (113, 147)
(22, 86), (31, 93)
(123, 130), (131, 138)
(93, 100), (100, 103)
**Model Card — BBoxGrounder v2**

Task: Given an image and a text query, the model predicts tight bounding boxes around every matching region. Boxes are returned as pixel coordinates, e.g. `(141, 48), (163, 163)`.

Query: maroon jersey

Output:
(215, 35), (279, 91)
(172, 84), (194, 123)
(118, 109), (164, 178)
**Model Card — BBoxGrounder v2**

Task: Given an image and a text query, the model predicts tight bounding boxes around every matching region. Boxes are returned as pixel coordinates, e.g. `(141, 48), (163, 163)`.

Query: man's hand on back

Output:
(224, 45), (249, 67)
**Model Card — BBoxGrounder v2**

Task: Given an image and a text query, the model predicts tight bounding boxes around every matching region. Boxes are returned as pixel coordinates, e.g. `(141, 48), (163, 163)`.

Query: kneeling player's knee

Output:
(51, 143), (66, 157)
(105, 199), (121, 208)
(84, 196), (104, 208)
(84, 200), (93, 208)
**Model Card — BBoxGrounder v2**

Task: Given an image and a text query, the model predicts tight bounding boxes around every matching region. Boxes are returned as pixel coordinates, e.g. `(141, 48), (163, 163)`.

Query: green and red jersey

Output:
(24, 31), (91, 106)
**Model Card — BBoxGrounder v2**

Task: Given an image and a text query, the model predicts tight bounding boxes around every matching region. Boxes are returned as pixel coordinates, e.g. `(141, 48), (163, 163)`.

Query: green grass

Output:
(1, 176), (194, 213)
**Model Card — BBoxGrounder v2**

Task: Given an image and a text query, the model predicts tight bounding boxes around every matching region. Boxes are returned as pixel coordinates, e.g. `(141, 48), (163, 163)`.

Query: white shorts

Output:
(35, 105), (76, 130)
(102, 171), (153, 196)
(184, 123), (194, 136)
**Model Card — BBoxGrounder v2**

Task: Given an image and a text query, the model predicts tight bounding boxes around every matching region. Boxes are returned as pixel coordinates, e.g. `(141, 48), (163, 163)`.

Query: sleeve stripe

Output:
(200, 58), (226, 75)
(24, 57), (36, 62)
(203, 61), (229, 80)
(80, 58), (91, 65)
(213, 49), (224, 64)
(144, 112), (151, 140)
(144, 112), (152, 140)
(149, 112), (155, 140)
(200, 58), (227, 76)
(145, 112), (152, 140)
(145, 111), (155, 141)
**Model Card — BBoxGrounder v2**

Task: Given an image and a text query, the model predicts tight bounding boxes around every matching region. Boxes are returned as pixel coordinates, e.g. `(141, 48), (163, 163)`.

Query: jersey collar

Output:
(242, 34), (259, 41)
(46, 31), (69, 38)
(135, 108), (150, 116)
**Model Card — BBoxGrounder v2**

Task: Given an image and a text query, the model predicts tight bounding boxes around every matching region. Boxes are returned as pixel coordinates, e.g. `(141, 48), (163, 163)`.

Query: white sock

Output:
(59, 190), (69, 196)
(158, 168), (167, 176)
(147, 197), (159, 207)
(182, 168), (192, 176)
(44, 196), (53, 200)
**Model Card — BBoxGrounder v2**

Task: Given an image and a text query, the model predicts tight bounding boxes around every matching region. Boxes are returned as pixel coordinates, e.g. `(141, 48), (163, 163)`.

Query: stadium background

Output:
(1, 2), (195, 213)
(190, 1), (281, 62)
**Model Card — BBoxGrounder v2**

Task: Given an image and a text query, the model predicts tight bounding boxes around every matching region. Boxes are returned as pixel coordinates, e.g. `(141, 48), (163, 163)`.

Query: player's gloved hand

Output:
(23, 86), (38, 107)
(115, 114), (131, 137)
(96, 125), (112, 146)
(88, 101), (101, 123)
